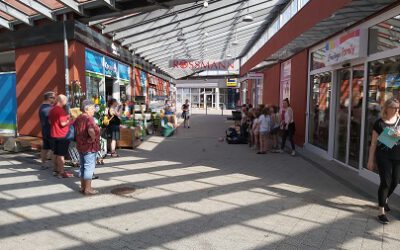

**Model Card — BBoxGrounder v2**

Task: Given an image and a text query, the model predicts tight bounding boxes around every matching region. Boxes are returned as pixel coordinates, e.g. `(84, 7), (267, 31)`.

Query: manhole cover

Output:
(111, 186), (137, 196)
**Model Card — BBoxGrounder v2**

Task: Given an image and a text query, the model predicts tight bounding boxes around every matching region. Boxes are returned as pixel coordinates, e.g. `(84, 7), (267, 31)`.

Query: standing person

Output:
(270, 105), (280, 150)
(48, 95), (74, 178)
(182, 99), (191, 128)
(277, 98), (296, 156)
(257, 107), (271, 154)
(368, 98), (400, 224)
(252, 109), (260, 150)
(75, 100), (100, 195)
(240, 105), (249, 138)
(39, 91), (56, 170)
(106, 99), (121, 157)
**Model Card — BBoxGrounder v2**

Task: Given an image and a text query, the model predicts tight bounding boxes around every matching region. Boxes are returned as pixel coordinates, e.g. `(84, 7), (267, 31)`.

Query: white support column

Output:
(215, 87), (220, 110)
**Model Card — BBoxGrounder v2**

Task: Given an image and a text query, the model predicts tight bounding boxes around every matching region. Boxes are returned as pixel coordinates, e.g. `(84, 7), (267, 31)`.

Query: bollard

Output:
(221, 106), (224, 116)
(206, 105), (208, 115)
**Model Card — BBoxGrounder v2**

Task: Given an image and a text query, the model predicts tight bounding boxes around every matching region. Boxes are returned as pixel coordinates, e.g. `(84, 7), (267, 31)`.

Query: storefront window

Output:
(309, 72), (332, 151)
(311, 48), (327, 70)
(86, 74), (103, 100)
(369, 14), (400, 54)
(364, 56), (400, 169)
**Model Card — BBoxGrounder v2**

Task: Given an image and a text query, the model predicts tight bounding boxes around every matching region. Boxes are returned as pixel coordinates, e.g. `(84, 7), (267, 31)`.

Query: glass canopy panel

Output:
(4, 0), (37, 16)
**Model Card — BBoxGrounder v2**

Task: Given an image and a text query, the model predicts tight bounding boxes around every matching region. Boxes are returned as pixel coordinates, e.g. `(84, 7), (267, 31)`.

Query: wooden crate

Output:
(118, 127), (141, 149)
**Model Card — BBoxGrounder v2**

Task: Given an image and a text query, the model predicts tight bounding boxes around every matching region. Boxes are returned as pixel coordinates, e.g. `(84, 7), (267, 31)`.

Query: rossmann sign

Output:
(169, 59), (235, 70)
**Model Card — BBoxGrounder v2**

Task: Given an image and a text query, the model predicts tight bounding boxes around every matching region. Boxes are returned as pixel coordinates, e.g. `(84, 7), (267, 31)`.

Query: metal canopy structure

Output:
(1, 0), (399, 79)
(96, 0), (289, 79)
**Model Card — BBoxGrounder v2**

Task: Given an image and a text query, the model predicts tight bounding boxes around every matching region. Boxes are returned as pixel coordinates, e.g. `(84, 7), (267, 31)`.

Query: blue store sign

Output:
(0, 73), (17, 133)
(104, 57), (118, 78)
(85, 49), (103, 74)
(118, 63), (130, 81)
(140, 71), (147, 87)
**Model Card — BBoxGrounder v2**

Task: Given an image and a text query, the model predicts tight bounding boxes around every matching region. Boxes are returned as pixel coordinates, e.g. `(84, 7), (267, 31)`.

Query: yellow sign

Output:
(226, 78), (237, 87)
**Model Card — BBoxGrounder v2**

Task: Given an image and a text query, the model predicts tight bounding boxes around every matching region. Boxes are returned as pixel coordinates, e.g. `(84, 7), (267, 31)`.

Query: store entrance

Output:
(105, 77), (114, 102)
(333, 65), (364, 168)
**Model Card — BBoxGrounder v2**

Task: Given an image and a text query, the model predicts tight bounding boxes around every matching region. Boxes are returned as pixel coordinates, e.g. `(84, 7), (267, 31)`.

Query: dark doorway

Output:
(105, 77), (113, 101)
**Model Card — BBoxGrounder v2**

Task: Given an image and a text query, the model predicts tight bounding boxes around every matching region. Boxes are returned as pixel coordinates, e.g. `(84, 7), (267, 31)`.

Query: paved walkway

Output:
(0, 114), (400, 250)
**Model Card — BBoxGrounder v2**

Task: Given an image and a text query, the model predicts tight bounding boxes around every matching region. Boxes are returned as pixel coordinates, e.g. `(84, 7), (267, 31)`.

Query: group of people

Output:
(39, 92), (124, 195)
(240, 98), (296, 156)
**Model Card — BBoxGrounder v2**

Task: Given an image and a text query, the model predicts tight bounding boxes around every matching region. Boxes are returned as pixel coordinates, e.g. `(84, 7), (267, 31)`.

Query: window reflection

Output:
(309, 72), (332, 150)
(364, 56), (400, 170)
(369, 15), (400, 54)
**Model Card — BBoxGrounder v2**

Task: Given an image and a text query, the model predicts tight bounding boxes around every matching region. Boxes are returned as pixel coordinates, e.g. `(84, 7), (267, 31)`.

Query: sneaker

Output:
(57, 172), (74, 178)
(377, 214), (389, 224)
(385, 203), (391, 212)
(188, 126), (190, 128)
(291, 151), (296, 156)
(40, 165), (49, 170)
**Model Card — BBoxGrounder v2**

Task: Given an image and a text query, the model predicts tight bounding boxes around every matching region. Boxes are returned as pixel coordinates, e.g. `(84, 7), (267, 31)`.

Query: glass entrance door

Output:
(334, 65), (364, 168)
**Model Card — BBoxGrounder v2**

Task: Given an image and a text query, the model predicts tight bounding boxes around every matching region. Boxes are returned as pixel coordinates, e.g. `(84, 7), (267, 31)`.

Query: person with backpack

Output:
(257, 107), (271, 154)
(48, 95), (74, 178)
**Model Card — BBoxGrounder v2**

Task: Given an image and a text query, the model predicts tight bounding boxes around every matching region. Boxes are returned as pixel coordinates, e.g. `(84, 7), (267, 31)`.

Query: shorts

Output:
(79, 152), (97, 180)
(51, 138), (70, 157)
(182, 112), (190, 120)
(107, 125), (120, 140)
(42, 137), (52, 150)
(270, 127), (280, 135)
(260, 131), (270, 136)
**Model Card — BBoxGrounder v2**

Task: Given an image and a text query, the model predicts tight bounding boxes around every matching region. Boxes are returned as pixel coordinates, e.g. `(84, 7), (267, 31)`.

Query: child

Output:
(257, 107), (271, 154)
(252, 110), (260, 150)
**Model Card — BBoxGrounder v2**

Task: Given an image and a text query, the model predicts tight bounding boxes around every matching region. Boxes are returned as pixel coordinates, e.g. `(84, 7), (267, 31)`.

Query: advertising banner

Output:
(226, 78), (238, 87)
(118, 63), (130, 81)
(280, 59), (291, 107)
(0, 73), (16, 134)
(85, 49), (103, 74)
(326, 29), (361, 66)
(104, 57), (118, 78)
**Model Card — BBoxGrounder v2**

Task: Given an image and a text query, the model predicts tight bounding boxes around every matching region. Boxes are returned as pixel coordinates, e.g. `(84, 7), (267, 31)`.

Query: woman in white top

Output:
(257, 107), (271, 154)
(278, 98), (296, 156)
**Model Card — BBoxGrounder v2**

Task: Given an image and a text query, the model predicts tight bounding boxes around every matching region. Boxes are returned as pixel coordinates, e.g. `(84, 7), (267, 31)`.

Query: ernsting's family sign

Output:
(169, 59), (236, 70)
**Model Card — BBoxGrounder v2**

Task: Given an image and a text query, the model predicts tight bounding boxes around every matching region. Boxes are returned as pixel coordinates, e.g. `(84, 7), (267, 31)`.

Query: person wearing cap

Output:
(74, 100), (100, 195)
(38, 91), (56, 170)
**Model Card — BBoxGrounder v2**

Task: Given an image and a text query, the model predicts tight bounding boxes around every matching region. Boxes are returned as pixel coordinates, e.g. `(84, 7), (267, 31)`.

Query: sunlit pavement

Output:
(1, 114), (400, 250)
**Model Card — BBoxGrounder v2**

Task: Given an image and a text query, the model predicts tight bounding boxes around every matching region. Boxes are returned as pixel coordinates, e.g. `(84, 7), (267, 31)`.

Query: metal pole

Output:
(63, 14), (70, 110)
(221, 105), (224, 116)
(206, 102), (208, 115)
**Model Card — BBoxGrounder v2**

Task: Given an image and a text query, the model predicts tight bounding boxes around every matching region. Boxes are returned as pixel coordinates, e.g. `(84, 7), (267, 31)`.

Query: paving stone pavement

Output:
(0, 114), (400, 250)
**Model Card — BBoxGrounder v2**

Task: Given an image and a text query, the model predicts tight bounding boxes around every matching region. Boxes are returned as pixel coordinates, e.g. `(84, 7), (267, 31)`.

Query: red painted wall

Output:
(68, 41), (86, 93)
(262, 64), (280, 107)
(241, 0), (351, 75)
(289, 50), (309, 146)
(16, 42), (65, 137)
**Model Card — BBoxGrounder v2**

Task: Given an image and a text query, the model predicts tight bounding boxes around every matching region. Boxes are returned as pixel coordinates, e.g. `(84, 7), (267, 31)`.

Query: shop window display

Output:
(309, 72), (331, 151)
(364, 56), (400, 170)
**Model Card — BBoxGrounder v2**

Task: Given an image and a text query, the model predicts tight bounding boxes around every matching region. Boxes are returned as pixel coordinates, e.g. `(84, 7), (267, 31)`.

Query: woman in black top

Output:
(368, 98), (400, 224)
(106, 99), (121, 157)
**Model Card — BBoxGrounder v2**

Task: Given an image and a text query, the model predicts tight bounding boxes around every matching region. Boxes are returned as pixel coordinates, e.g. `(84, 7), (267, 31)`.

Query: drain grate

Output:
(111, 186), (137, 196)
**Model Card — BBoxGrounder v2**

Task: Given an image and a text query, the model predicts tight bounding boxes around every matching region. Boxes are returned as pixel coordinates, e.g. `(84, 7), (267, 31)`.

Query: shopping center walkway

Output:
(1, 114), (400, 250)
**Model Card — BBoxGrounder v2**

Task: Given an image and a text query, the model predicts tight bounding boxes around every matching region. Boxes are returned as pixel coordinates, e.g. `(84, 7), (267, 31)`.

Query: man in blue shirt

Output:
(39, 91), (55, 170)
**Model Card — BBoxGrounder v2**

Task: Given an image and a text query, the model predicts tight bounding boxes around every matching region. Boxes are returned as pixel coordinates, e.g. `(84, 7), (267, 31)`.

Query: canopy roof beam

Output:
(0, 1), (32, 25)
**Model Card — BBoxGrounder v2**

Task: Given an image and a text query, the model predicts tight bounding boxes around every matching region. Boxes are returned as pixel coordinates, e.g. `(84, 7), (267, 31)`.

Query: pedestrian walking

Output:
(74, 100), (100, 195)
(276, 98), (296, 156)
(38, 91), (56, 170)
(368, 98), (400, 224)
(48, 95), (74, 178)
